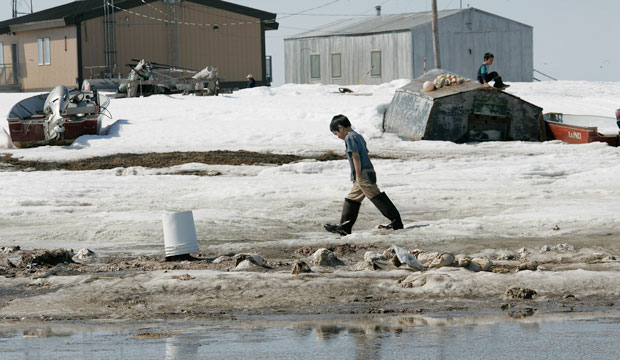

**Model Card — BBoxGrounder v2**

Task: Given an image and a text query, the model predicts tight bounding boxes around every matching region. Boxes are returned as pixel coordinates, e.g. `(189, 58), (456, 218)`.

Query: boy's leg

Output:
(370, 192), (403, 230)
(484, 71), (499, 83)
(485, 71), (509, 89)
(324, 183), (363, 235)
(355, 169), (381, 200)
(324, 198), (361, 235)
(492, 76), (509, 89)
(356, 170), (403, 230)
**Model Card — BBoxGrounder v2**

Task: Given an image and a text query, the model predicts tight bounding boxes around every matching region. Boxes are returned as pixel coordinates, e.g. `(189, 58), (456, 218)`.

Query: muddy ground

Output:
(1, 237), (618, 323)
(1, 151), (619, 323)
(0, 150), (352, 171)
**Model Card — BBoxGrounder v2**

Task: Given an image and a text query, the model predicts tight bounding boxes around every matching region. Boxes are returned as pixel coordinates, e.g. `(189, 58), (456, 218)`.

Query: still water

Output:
(1, 312), (618, 359)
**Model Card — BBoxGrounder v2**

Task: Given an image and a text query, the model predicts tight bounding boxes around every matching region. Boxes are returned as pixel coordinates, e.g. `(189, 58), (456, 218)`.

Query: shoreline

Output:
(2, 242), (618, 323)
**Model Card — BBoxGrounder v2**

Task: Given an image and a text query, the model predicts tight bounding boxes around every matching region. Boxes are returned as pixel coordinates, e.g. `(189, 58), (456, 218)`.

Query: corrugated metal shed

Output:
(383, 69), (545, 142)
(285, 7), (533, 84)
(290, 10), (462, 38)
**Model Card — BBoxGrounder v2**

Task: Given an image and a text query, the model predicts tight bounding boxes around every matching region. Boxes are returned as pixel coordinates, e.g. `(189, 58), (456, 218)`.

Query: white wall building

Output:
(284, 8), (533, 85)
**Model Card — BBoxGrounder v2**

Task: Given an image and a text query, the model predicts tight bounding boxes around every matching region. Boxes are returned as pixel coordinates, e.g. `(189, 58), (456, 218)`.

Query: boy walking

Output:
(477, 52), (509, 89)
(324, 115), (403, 235)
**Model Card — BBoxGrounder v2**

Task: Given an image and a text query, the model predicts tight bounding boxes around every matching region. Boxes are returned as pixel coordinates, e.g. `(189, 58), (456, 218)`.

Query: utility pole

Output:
(431, 0), (441, 68)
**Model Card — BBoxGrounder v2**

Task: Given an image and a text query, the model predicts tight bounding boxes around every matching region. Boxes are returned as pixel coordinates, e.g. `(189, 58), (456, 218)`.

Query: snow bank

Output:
(1, 80), (620, 255)
(3, 80), (617, 162)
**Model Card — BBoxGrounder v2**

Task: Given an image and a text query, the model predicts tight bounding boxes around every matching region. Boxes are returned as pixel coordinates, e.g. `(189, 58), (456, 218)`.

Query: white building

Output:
(284, 8), (533, 85)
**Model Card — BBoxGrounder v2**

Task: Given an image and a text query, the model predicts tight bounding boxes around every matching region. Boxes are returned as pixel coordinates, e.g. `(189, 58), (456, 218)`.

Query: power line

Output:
(278, 0), (344, 20)
(139, 0), (259, 24)
(442, 0), (456, 10)
(277, 13), (375, 17)
(107, 1), (270, 28)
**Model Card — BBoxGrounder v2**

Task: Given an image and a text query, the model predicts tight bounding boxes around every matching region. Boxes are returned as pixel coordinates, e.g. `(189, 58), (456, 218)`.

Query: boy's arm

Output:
(351, 151), (362, 181)
(481, 65), (490, 86)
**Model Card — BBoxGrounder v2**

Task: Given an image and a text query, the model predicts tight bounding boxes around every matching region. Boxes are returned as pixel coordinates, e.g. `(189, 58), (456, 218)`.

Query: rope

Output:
(106, 1), (273, 28)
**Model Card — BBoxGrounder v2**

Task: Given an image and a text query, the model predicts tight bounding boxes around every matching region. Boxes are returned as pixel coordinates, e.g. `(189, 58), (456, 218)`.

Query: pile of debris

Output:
(116, 59), (221, 98)
(358, 245), (493, 273)
(422, 73), (466, 91)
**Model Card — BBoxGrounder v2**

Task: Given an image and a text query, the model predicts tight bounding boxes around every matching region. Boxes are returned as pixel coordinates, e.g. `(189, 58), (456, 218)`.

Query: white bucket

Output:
(162, 211), (199, 257)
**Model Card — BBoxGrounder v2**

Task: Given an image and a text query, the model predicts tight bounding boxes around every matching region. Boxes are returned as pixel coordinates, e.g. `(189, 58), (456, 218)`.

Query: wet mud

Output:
(1, 243), (618, 322)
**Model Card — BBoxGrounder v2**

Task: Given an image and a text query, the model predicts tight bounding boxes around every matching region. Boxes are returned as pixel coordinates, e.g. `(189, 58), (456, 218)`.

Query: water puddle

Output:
(1, 312), (619, 359)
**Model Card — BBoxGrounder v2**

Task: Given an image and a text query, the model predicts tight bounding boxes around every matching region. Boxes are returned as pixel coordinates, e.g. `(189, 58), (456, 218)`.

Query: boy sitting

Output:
(477, 52), (509, 89)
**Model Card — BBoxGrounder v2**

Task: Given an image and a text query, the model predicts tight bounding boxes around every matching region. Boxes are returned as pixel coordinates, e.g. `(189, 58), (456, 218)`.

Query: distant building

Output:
(284, 8), (532, 85)
(0, 0), (278, 91)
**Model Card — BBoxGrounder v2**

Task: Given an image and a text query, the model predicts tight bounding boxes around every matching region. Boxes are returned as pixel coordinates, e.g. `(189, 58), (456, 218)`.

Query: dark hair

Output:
(330, 114), (351, 132)
(484, 52), (494, 60)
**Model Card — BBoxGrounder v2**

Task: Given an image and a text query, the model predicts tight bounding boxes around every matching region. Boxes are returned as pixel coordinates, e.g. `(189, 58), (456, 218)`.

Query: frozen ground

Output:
(0, 80), (619, 321)
(1, 80), (619, 253)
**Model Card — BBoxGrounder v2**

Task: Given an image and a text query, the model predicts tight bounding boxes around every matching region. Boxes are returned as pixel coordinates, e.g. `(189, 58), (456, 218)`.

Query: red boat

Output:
(7, 85), (110, 148)
(544, 113), (619, 146)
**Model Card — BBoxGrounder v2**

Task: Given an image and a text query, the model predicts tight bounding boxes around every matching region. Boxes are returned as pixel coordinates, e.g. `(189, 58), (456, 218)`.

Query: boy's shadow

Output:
(405, 224), (430, 230)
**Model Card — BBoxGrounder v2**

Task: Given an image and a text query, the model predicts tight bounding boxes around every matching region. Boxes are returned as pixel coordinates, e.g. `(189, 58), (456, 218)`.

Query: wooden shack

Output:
(383, 69), (545, 142)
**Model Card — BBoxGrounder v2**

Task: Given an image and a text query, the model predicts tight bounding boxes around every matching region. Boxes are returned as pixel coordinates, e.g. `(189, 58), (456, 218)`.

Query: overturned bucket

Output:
(162, 211), (199, 258)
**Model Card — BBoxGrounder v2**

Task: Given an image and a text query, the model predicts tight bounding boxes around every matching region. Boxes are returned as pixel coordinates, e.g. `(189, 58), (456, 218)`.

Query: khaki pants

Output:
(346, 169), (381, 203)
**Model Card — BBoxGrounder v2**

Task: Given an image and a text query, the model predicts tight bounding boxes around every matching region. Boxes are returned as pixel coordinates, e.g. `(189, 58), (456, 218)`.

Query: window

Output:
(44, 38), (50, 65)
(371, 51), (381, 76)
(37, 39), (43, 65)
(310, 54), (320, 78)
(331, 53), (341, 78)
(0, 42), (3, 66)
(37, 37), (51, 66)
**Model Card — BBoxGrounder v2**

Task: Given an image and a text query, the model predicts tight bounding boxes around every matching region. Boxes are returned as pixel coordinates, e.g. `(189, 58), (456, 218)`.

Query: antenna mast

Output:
(12, 0), (33, 18)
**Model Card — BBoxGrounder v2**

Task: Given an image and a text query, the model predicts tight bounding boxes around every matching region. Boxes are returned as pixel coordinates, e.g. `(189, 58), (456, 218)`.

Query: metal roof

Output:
(0, 0), (278, 34)
(286, 9), (463, 39)
(286, 7), (532, 40)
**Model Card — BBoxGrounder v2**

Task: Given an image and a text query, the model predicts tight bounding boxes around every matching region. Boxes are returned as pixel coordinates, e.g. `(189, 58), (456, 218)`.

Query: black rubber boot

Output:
(324, 198), (361, 235)
(492, 76), (509, 89)
(370, 192), (403, 230)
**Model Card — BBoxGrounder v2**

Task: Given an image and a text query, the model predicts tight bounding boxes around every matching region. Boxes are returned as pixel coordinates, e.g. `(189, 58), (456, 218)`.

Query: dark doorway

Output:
(467, 113), (511, 141)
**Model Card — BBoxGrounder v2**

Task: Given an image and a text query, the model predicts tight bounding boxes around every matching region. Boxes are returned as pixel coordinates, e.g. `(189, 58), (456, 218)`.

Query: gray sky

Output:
(3, 0), (619, 85)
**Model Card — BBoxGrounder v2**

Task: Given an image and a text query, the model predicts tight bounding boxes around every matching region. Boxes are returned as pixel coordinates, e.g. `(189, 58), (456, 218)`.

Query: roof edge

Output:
(467, 7), (533, 29)
(286, 7), (532, 40)
(284, 28), (409, 41)
(9, 18), (67, 32)
(0, 0), (279, 32)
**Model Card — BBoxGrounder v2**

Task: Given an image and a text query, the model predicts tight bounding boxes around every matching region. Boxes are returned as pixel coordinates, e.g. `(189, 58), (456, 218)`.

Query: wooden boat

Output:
(7, 85), (110, 148)
(544, 112), (619, 146)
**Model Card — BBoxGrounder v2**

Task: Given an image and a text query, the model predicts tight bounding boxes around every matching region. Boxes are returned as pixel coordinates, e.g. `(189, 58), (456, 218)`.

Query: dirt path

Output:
(0, 150), (398, 171)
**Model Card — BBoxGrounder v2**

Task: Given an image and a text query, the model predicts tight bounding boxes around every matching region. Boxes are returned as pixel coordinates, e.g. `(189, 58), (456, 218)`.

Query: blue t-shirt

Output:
(344, 131), (374, 182)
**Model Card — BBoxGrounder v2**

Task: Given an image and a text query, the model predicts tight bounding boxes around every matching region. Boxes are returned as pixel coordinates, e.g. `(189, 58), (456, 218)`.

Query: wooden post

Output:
(432, 0), (441, 68)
